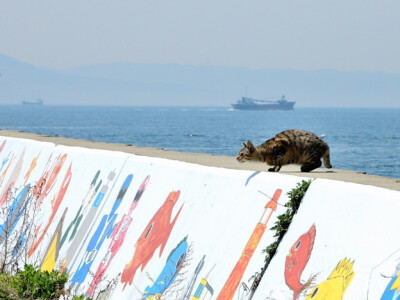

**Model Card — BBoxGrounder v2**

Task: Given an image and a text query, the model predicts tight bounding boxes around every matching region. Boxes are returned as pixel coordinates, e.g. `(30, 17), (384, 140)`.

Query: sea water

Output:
(0, 105), (399, 178)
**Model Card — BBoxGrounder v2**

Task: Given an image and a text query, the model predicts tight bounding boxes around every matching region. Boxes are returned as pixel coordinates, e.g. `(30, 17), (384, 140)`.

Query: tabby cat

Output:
(237, 129), (332, 172)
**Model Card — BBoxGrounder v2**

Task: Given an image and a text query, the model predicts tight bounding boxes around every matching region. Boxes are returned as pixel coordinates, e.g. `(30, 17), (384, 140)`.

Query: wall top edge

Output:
(1, 129), (399, 191)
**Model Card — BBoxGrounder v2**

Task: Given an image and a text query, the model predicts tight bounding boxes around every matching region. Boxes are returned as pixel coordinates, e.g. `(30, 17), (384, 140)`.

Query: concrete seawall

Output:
(0, 129), (399, 299)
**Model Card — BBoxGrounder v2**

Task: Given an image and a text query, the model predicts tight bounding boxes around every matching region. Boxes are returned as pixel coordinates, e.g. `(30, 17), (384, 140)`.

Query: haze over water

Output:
(1, 105), (399, 179)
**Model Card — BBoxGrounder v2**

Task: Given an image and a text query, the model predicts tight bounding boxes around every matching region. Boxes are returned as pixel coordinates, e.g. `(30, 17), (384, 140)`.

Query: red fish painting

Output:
(28, 164), (72, 257)
(121, 190), (184, 289)
(34, 154), (67, 209)
(285, 224), (316, 300)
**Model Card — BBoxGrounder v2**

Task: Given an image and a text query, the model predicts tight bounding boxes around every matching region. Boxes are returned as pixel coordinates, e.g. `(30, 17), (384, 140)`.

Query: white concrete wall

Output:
(4, 136), (399, 299)
(0, 136), (304, 299)
(254, 179), (400, 300)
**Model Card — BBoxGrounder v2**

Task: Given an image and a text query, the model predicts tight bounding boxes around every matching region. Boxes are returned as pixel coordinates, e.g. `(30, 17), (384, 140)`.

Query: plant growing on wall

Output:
(0, 184), (43, 274)
(0, 184), (93, 299)
(249, 179), (312, 296)
(0, 264), (68, 299)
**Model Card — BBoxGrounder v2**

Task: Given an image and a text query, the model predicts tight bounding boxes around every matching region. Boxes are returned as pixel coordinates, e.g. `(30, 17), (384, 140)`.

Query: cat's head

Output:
(237, 141), (257, 162)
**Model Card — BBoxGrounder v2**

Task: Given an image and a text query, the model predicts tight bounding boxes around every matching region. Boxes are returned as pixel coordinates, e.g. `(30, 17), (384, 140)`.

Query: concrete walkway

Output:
(1, 129), (399, 191)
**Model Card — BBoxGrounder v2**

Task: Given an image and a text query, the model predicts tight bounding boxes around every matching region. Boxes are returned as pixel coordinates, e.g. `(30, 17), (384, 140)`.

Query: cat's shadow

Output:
(245, 171), (261, 186)
(281, 170), (337, 174)
(245, 170), (336, 185)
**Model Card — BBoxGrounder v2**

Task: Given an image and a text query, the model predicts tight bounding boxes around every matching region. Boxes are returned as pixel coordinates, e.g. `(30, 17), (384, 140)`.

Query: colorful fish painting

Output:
(33, 153), (67, 209)
(40, 208), (68, 272)
(28, 164), (72, 257)
(63, 170), (116, 271)
(285, 224), (316, 300)
(8, 154), (67, 258)
(60, 170), (101, 248)
(142, 236), (188, 299)
(87, 175), (150, 297)
(70, 174), (132, 288)
(305, 258), (355, 300)
(121, 190), (184, 288)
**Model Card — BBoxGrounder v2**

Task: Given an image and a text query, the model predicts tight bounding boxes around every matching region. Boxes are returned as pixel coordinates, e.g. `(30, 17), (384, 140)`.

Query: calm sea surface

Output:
(0, 105), (399, 179)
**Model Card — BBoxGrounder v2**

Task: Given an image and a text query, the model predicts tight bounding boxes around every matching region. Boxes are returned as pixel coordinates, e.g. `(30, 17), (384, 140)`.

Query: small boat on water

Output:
(231, 95), (295, 111)
(21, 99), (44, 106)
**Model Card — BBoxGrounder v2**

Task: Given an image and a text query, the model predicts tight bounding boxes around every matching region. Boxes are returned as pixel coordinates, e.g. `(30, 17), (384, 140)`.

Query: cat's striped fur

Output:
(237, 129), (332, 172)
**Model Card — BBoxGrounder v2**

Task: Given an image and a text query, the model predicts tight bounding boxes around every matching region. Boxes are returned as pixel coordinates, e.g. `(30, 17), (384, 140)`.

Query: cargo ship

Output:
(21, 99), (44, 106)
(231, 95), (295, 111)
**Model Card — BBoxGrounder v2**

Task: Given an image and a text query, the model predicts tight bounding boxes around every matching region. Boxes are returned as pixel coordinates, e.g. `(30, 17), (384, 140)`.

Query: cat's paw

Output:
(268, 167), (276, 172)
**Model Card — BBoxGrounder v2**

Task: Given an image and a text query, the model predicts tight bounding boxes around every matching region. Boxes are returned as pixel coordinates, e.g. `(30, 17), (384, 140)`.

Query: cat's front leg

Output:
(268, 165), (281, 172)
(270, 155), (283, 172)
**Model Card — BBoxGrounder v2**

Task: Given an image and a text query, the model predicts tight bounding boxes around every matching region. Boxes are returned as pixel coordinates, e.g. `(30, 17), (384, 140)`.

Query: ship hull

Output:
(21, 99), (44, 105)
(21, 102), (43, 106)
(231, 104), (295, 110)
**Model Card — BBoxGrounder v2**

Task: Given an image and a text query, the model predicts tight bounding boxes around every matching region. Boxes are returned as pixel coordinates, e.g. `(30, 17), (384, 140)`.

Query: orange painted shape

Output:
(217, 189), (282, 300)
(265, 189), (282, 210)
(243, 224), (266, 257)
(217, 224), (266, 300)
(120, 191), (183, 288)
(24, 152), (40, 184)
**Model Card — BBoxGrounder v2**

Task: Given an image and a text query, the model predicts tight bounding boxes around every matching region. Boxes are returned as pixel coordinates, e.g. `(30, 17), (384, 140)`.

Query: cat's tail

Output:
(322, 148), (332, 169)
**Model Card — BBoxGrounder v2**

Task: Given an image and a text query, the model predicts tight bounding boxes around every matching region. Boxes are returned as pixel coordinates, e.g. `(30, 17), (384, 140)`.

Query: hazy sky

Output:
(1, 0), (400, 73)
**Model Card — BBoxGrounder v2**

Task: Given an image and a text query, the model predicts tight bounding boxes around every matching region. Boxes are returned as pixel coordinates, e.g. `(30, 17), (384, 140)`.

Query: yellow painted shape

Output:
(390, 271), (400, 292)
(40, 231), (59, 272)
(305, 258), (355, 300)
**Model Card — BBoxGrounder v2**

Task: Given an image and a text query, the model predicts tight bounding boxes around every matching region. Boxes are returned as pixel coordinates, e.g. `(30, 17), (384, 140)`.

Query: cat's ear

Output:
(247, 141), (255, 152)
(242, 142), (247, 148)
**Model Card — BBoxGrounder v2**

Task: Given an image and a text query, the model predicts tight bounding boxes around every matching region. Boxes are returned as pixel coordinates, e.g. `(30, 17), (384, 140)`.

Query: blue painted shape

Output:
(12, 229), (27, 256)
(142, 237), (188, 299)
(381, 274), (400, 300)
(93, 188), (105, 207)
(0, 185), (31, 243)
(70, 174), (133, 286)
(193, 281), (205, 298)
(0, 152), (11, 172)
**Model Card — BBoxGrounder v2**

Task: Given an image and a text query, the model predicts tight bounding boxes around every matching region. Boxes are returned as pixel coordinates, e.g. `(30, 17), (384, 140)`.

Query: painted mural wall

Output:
(0, 136), (305, 299)
(253, 178), (400, 300)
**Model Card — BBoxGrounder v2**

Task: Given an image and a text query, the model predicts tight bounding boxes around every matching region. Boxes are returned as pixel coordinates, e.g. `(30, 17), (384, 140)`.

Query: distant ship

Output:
(231, 95), (295, 111)
(21, 99), (44, 106)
